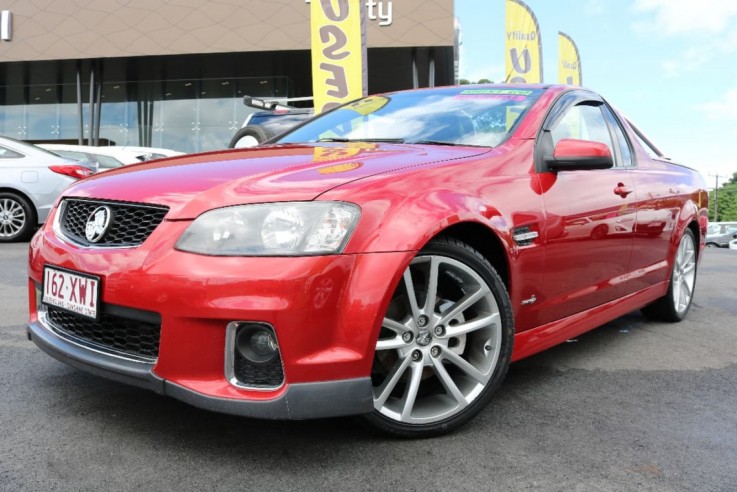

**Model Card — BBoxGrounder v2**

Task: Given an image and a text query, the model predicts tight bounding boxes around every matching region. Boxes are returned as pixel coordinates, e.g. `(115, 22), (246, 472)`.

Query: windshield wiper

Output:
(317, 137), (405, 143)
(411, 140), (460, 146)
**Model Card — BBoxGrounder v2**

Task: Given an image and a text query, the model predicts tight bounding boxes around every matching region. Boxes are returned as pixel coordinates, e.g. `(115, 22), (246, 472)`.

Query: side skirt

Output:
(511, 281), (669, 362)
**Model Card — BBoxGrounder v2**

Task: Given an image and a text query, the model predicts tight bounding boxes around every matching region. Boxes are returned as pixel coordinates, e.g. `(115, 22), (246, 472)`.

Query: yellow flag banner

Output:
(310, 0), (367, 114)
(504, 0), (543, 84)
(558, 31), (582, 85)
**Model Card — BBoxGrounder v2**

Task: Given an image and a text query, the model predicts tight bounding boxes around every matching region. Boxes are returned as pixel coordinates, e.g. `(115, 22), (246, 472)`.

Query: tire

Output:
(361, 237), (514, 438)
(0, 192), (36, 242)
(590, 224), (608, 240)
(228, 125), (275, 148)
(705, 242), (719, 248)
(641, 229), (697, 322)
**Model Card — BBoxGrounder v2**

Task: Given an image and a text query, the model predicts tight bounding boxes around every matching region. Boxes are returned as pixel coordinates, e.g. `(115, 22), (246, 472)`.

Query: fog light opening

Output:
(227, 322), (285, 389)
(235, 325), (278, 363)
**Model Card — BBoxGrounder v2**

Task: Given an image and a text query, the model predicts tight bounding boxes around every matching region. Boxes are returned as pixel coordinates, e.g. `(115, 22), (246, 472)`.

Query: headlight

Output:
(175, 202), (361, 256)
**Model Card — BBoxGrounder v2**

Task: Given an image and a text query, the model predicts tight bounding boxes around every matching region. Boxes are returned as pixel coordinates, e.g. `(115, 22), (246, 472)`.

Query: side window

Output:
(0, 145), (23, 159)
(602, 107), (633, 168)
(94, 154), (125, 169)
(550, 104), (616, 162)
(55, 150), (87, 160)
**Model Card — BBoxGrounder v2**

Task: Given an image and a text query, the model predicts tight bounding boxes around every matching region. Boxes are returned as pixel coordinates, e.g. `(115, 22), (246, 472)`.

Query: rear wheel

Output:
(0, 192), (35, 242)
(228, 125), (274, 148)
(361, 237), (514, 437)
(641, 229), (697, 322)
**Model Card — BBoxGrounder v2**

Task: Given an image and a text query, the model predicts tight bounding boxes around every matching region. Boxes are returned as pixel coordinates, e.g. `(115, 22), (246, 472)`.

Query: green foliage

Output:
(459, 79), (471, 85)
(477, 78), (492, 83)
(709, 171), (737, 221)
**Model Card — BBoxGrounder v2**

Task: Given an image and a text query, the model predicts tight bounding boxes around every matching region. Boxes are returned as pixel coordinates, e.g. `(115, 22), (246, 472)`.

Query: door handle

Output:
(614, 183), (633, 198)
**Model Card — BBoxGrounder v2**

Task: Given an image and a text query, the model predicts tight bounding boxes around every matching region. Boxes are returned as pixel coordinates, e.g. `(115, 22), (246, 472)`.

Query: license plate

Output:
(42, 266), (101, 320)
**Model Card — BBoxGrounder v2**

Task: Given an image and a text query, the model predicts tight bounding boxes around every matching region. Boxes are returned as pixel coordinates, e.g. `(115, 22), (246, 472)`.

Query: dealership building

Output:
(0, 0), (456, 153)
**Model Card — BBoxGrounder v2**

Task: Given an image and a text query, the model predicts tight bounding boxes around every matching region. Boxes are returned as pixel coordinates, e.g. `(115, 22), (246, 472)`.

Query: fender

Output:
(325, 161), (548, 333)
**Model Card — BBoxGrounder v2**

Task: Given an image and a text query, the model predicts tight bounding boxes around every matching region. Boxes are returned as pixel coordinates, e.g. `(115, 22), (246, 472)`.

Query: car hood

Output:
(63, 143), (490, 219)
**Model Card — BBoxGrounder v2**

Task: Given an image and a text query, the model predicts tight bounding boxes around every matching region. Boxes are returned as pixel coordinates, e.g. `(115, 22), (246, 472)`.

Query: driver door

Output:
(536, 95), (637, 323)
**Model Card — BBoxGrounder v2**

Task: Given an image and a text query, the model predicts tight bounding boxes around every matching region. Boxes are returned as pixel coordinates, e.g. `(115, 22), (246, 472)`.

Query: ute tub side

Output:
(628, 156), (709, 287)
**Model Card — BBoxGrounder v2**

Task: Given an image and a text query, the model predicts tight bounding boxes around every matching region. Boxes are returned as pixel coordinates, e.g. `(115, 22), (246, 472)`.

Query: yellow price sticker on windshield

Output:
(346, 96), (389, 115)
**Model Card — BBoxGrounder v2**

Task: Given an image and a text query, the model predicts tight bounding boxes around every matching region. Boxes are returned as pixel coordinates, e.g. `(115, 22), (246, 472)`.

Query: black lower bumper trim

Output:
(28, 319), (164, 393)
(28, 320), (373, 420)
(163, 377), (373, 420)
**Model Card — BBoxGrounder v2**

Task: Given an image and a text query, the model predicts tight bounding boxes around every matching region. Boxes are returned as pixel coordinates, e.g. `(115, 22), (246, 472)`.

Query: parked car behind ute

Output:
(228, 96), (313, 148)
(0, 136), (93, 242)
(39, 144), (184, 168)
(706, 222), (737, 248)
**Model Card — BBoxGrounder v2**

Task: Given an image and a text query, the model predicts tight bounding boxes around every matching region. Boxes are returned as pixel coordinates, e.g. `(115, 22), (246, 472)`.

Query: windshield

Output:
(277, 87), (544, 147)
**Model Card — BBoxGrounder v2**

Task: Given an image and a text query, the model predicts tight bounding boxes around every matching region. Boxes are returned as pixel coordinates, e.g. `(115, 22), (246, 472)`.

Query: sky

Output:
(456, 0), (737, 188)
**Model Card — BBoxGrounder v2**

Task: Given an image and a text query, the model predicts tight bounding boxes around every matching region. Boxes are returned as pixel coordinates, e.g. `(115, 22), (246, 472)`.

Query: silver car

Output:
(706, 222), (737, 248)
(0, 136), (93, 242)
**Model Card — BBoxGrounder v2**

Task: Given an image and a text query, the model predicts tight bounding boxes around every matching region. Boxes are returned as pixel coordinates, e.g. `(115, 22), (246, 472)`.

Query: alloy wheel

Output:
(672, 232), (696, 316)
(371, 254), (503, 425)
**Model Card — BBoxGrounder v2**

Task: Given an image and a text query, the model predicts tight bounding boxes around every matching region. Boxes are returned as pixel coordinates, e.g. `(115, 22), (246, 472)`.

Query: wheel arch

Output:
(687, 220), (701, 257)
(673, 197), (704, 262)
(431, 221), (511, 291)
(352, 216), (514, 375)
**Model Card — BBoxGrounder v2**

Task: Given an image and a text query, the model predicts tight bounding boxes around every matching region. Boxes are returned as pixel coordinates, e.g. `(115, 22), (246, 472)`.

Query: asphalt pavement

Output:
(1, 242), (735, 491)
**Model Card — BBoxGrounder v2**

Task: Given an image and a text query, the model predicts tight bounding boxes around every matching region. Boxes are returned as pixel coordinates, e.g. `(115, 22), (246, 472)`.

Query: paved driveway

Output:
(1, 243), (735, 491)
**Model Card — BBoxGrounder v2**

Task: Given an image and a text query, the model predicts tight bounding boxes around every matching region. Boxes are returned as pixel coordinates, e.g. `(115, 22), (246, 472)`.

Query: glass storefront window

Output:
(1, 76), (292, 154)
(99, 83), (139, 147)
(0, 84), (89, 142)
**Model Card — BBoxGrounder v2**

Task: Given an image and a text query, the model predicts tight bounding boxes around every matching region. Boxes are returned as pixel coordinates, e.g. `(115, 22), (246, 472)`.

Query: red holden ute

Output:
(28, 85), (708, 437)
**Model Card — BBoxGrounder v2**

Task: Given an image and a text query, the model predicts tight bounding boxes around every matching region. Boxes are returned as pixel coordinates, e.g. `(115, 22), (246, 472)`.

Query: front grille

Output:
(234, 356), (284, 388)
(59, 199), (168, 247)
(46, 306), (161, 361)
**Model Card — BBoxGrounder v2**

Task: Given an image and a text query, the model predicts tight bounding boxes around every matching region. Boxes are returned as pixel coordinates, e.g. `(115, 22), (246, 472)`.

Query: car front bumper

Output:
(28, 215), (414, 419)
(27, 317), (372, 419)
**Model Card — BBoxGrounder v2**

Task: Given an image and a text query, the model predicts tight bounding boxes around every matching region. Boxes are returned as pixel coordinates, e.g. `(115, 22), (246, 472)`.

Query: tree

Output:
(477, 78), (492, 83)
(709, 171), (737, 221)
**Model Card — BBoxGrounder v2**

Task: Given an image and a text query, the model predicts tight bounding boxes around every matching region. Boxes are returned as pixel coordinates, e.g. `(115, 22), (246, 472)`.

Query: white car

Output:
(0, 137), (93, 242)
(730, 238), (737, 250)
(38, 144), (123, 171)
(39, 144), (184, 168)
(107, 146), (185, 163)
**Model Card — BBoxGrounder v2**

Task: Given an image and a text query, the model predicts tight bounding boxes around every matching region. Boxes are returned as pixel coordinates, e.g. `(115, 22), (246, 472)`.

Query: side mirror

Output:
(545, 138), (614, 171)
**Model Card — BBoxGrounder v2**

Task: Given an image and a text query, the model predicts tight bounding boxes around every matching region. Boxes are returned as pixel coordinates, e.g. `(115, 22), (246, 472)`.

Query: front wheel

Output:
(361, 237), (514, 437)
(641, 229), (697, 322)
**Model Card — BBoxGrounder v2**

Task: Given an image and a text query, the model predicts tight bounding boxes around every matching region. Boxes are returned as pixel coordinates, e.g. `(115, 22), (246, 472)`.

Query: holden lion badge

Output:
(85, 206), (112, 243)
